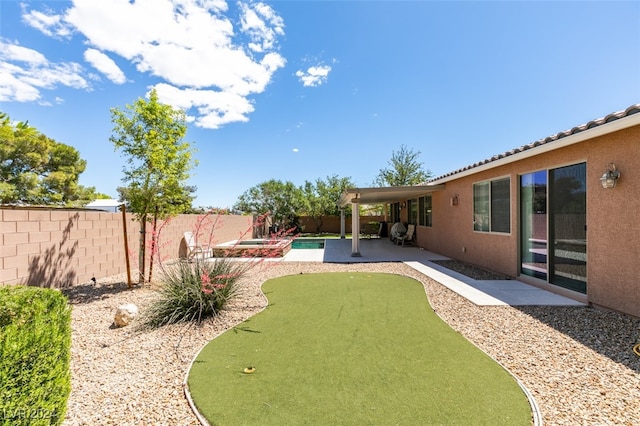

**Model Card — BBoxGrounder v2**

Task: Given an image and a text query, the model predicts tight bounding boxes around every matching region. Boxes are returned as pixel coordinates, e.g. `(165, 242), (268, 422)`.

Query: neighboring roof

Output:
(338, 185), (445, 208)
(0, 205), (105, 211)
(85, 199), (121, 208)
(429, 104), (640, 184)
(84, 200), (122, 212)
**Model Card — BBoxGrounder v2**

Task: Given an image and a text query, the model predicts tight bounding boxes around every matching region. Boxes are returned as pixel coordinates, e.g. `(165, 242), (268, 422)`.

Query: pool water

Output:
(291, 239), (325, 249)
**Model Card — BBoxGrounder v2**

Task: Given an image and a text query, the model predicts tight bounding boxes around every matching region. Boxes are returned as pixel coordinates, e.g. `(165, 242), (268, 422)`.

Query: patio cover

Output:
(337, 184), (445, 256)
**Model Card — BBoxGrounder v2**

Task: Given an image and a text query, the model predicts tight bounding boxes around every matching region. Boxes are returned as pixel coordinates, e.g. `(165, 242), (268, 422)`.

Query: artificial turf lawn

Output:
(187, 272), (532, 425)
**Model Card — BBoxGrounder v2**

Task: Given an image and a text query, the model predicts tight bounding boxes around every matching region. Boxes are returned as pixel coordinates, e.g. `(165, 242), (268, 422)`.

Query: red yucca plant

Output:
(138, 258), (246, 328)
(139, 210), (297, 328)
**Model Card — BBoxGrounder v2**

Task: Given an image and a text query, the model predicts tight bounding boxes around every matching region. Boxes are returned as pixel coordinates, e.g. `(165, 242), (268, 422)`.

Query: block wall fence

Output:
(0, 208), (253, 288)
(297, 215), (385, 234)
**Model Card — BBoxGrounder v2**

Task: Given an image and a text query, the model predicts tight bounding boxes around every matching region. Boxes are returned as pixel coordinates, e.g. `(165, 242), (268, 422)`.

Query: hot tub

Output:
(213, 238), (293, 258)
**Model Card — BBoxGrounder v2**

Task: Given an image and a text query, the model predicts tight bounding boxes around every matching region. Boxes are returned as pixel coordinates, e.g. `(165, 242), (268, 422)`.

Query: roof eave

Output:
(429, 108), (640, 185)
(338, 184), (446, 208)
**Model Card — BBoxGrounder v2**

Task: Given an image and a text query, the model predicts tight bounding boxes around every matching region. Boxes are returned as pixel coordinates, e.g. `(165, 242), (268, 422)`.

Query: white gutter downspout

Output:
(340, 208), (346, 239)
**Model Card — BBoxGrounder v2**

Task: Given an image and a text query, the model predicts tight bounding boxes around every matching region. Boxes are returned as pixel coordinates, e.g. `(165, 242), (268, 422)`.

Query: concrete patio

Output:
(283, 237), (587, 307)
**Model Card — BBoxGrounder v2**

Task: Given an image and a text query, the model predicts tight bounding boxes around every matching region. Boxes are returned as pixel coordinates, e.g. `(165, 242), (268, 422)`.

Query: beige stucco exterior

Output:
(411, 124), (640, 317)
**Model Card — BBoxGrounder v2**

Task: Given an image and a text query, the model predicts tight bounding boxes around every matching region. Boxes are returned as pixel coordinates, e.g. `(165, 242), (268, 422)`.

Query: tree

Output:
(302, 175), (354, 233)
(373, 145), (432, 187)
(110, 89), (196, 283)
(182, 205), (232, 215)
(234, 179), (304, 230)
(0, 112), (97, 205)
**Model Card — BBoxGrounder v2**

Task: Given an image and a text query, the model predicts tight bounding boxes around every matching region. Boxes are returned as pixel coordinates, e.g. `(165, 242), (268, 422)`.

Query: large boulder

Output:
(114, 303), (139, 328)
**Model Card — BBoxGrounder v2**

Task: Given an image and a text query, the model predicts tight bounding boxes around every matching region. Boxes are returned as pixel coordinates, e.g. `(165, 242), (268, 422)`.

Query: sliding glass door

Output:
(549, 163), (587, 293)
(520, 171), (548, 280)
(520, 163), (587, 294)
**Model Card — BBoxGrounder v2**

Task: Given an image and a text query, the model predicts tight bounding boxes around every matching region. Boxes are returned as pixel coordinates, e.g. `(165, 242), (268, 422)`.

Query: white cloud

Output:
(84, 49), (126, 84)
(292, 148), (299, 153)
(1, 42), (47, 65)
(9, 0), (287, 129)
(153, 82), (255, 129)
(63, 0), (286, 127)
(21, 7), (73, 38)
(0, 40), (88, 102)
(22, 62), (87, 90)
(295, 64), (332, 87)
(239, 1), (285, 52)
(0, 68), (41, 102)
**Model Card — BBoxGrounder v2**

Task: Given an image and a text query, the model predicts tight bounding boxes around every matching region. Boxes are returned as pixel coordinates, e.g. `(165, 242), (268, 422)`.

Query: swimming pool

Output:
(213, 238), (324, 257)
(291, 238), (325, 249)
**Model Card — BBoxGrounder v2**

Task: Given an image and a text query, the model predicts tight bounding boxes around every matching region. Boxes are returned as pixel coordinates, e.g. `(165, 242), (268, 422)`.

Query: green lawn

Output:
(187, 272), (532, 425)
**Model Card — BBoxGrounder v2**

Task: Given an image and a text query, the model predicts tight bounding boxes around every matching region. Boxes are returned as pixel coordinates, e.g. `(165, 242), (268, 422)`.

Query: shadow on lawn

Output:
(515, 305), (640, 374)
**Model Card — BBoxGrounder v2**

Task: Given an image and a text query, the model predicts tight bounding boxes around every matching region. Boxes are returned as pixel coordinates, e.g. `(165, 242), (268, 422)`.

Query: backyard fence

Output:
(297, 215), (385, 234)
(0, 207), (253, 288)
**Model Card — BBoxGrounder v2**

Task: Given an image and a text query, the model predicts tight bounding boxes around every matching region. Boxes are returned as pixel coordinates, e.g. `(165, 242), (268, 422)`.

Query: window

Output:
(390, 202), (400, 223)
(473, 177), (510, 233)
(473, 182), (490, 231)
(408, 198), (418, 224)
(491, 178), (511, 233)
(419, 195), (432, 227)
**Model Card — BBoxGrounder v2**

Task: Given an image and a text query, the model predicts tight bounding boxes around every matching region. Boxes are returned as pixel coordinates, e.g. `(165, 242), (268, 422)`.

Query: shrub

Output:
(0, 286), (71, 426)
(140, 210), (296, 329)
(139, 259), (249, 329)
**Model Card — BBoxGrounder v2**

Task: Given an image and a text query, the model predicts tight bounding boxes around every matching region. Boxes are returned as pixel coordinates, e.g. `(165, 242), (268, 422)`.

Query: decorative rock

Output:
(114, 303), (139, 327)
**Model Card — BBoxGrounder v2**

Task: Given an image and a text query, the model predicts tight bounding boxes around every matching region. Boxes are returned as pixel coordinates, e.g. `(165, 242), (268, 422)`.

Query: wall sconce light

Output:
(600, 163), (620, 189)
(450, 194), (459, 206)
(400, 201), (407, 209)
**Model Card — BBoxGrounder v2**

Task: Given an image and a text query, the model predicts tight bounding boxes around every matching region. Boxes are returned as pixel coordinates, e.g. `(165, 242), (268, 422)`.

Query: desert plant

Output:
(139, 259), (249, 329)
(140, 210), (297, 329)
(0, 286), (71, 426)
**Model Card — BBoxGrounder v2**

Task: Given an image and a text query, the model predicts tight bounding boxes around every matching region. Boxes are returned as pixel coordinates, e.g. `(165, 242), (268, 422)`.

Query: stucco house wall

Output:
(415, 124), (640, 317)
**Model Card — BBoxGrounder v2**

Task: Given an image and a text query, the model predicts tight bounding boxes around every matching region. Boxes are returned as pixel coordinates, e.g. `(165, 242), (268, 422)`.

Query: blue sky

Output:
(1, 0), (639, 209)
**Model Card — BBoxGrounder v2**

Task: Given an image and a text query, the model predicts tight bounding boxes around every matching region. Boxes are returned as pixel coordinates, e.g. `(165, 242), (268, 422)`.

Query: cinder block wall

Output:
(298, 215), (384, 234)
(0, 208), (253, 288)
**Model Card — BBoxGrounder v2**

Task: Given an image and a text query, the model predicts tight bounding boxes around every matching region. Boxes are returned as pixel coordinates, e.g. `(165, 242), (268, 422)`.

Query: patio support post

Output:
(351, 202), (361, 257)
(340, 208), (346, 239)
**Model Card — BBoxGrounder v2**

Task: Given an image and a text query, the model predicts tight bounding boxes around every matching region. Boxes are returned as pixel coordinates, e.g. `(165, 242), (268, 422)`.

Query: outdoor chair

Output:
(397, 224), (415, 247)
(389, 222), (407, 244)
(183, 231), (212, 260)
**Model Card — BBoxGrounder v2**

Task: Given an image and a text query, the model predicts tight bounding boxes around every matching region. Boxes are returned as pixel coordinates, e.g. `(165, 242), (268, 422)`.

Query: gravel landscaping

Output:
(62, 261), (640, 425)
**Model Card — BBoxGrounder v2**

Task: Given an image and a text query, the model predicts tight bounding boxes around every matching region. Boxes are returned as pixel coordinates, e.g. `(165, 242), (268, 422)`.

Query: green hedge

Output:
(0, 286), (71, 426)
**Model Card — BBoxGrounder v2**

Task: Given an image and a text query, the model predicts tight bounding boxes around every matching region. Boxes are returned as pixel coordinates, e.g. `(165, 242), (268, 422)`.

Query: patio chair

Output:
(397, 224), (415, 247)
(183, 231), (212, 260)
(389, 222), (407, 244)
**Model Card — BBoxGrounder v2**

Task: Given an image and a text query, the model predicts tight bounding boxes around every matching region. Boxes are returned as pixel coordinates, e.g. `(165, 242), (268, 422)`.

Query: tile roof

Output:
(428, 104), (640, 183)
